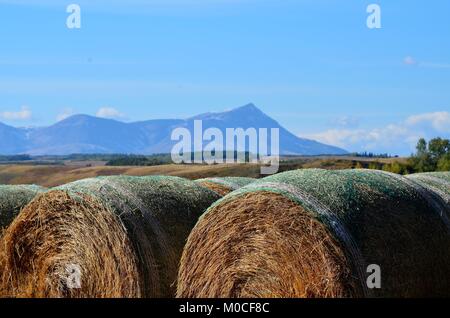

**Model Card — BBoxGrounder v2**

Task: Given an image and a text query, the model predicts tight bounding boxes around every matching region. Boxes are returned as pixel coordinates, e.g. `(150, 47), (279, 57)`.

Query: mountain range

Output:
(0, 104), (347, 156)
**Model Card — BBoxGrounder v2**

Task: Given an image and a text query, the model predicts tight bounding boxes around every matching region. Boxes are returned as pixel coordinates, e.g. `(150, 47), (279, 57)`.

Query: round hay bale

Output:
(195, 177), (256, 196)
(0, 191), (139, 298)
(0, 176), (220, 298)
(0, 185), (45, 230)
(406, 172), (450, 205)
(177, 169), (450, 298)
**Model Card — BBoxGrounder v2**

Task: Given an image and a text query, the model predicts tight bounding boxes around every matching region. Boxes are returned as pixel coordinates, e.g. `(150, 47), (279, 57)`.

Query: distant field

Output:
(0, 164), (262, 187)
(0, 156), (405, 187)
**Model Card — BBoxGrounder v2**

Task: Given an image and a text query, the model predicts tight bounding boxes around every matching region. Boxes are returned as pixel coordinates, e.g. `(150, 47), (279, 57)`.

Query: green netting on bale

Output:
(56, 175), (221, 297)
(203, 168), (450, 297)
(0, 185), (45, 229)
(195, 177), (255, 191)
(411, 171), (450, 182)
(406, 172), (450, 204)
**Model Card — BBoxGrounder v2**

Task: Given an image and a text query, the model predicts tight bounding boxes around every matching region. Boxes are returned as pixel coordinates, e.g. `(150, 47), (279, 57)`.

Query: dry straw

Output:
(195, 177), (256, 196)
(0, 176), (220, 298)
(0, 185), (45, 230)
(177, 169), (450, 298)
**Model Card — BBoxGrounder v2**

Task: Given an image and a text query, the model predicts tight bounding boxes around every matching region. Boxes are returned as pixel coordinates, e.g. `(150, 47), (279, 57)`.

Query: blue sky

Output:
(0, 0), (449, 155)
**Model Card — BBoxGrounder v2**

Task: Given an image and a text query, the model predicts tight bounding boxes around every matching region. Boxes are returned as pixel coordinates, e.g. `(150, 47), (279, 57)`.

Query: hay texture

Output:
(406, 172), (450, 205)
(177, 169), (450, 298)
(0, 185), (45, 230)
(0, 176), (220, 298)
(195, 177), (255, 196)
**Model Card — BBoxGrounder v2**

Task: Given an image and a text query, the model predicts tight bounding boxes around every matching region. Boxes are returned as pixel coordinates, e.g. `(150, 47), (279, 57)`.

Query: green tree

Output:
(437, 153), (450, 171)
(368, 162), (381, 170)
(409, 137), (450, 172)
(428, 138), (450, 161)
(408, 153), (434, 172)
(382, 162), (406, 174)
(416, 138), (427, 156)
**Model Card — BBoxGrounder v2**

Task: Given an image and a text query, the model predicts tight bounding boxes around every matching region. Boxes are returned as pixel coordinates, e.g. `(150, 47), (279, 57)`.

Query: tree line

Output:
(371, 137), (450, 174)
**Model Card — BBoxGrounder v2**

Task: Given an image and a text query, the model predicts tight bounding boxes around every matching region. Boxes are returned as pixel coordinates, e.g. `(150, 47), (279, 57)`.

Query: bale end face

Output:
(0, 190), (140, 298)
(177, 191), (357, 298)
(196, 181), (233, 196)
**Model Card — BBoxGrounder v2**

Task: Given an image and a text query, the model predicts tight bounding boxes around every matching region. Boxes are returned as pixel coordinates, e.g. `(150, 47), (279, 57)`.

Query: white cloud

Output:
(304, 129), (365, 149)
(0, 106), (32, 121)
(303, 111), (450, 155)
(305, 125), (414, 151)
(96, 107), (125, 119)
(405, 112), (450, 133)
(56, 108), (75, 121)
(404, 56), (417, 66)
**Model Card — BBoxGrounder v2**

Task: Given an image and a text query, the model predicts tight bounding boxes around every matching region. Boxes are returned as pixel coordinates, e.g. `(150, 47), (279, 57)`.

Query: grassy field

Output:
(0, 156), (405, 187)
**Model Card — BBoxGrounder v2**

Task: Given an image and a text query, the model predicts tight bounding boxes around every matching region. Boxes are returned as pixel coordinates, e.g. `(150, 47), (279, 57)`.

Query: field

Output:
(0, 156), (404, 187)
(0, 163), (262, 187)
(1, 158), (448, 298)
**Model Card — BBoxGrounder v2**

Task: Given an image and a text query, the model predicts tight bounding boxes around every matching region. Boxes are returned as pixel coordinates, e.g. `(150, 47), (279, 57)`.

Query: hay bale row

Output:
(195, 177), (256, 196)
(0, 176), (220, 298)
(177, 169), (450, 298)
(0, 185), (45, 230)
(406, 172), (450, 205)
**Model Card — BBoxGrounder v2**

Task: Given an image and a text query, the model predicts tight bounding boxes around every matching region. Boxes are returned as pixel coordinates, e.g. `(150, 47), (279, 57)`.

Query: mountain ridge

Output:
(0, 104), (347, 155)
